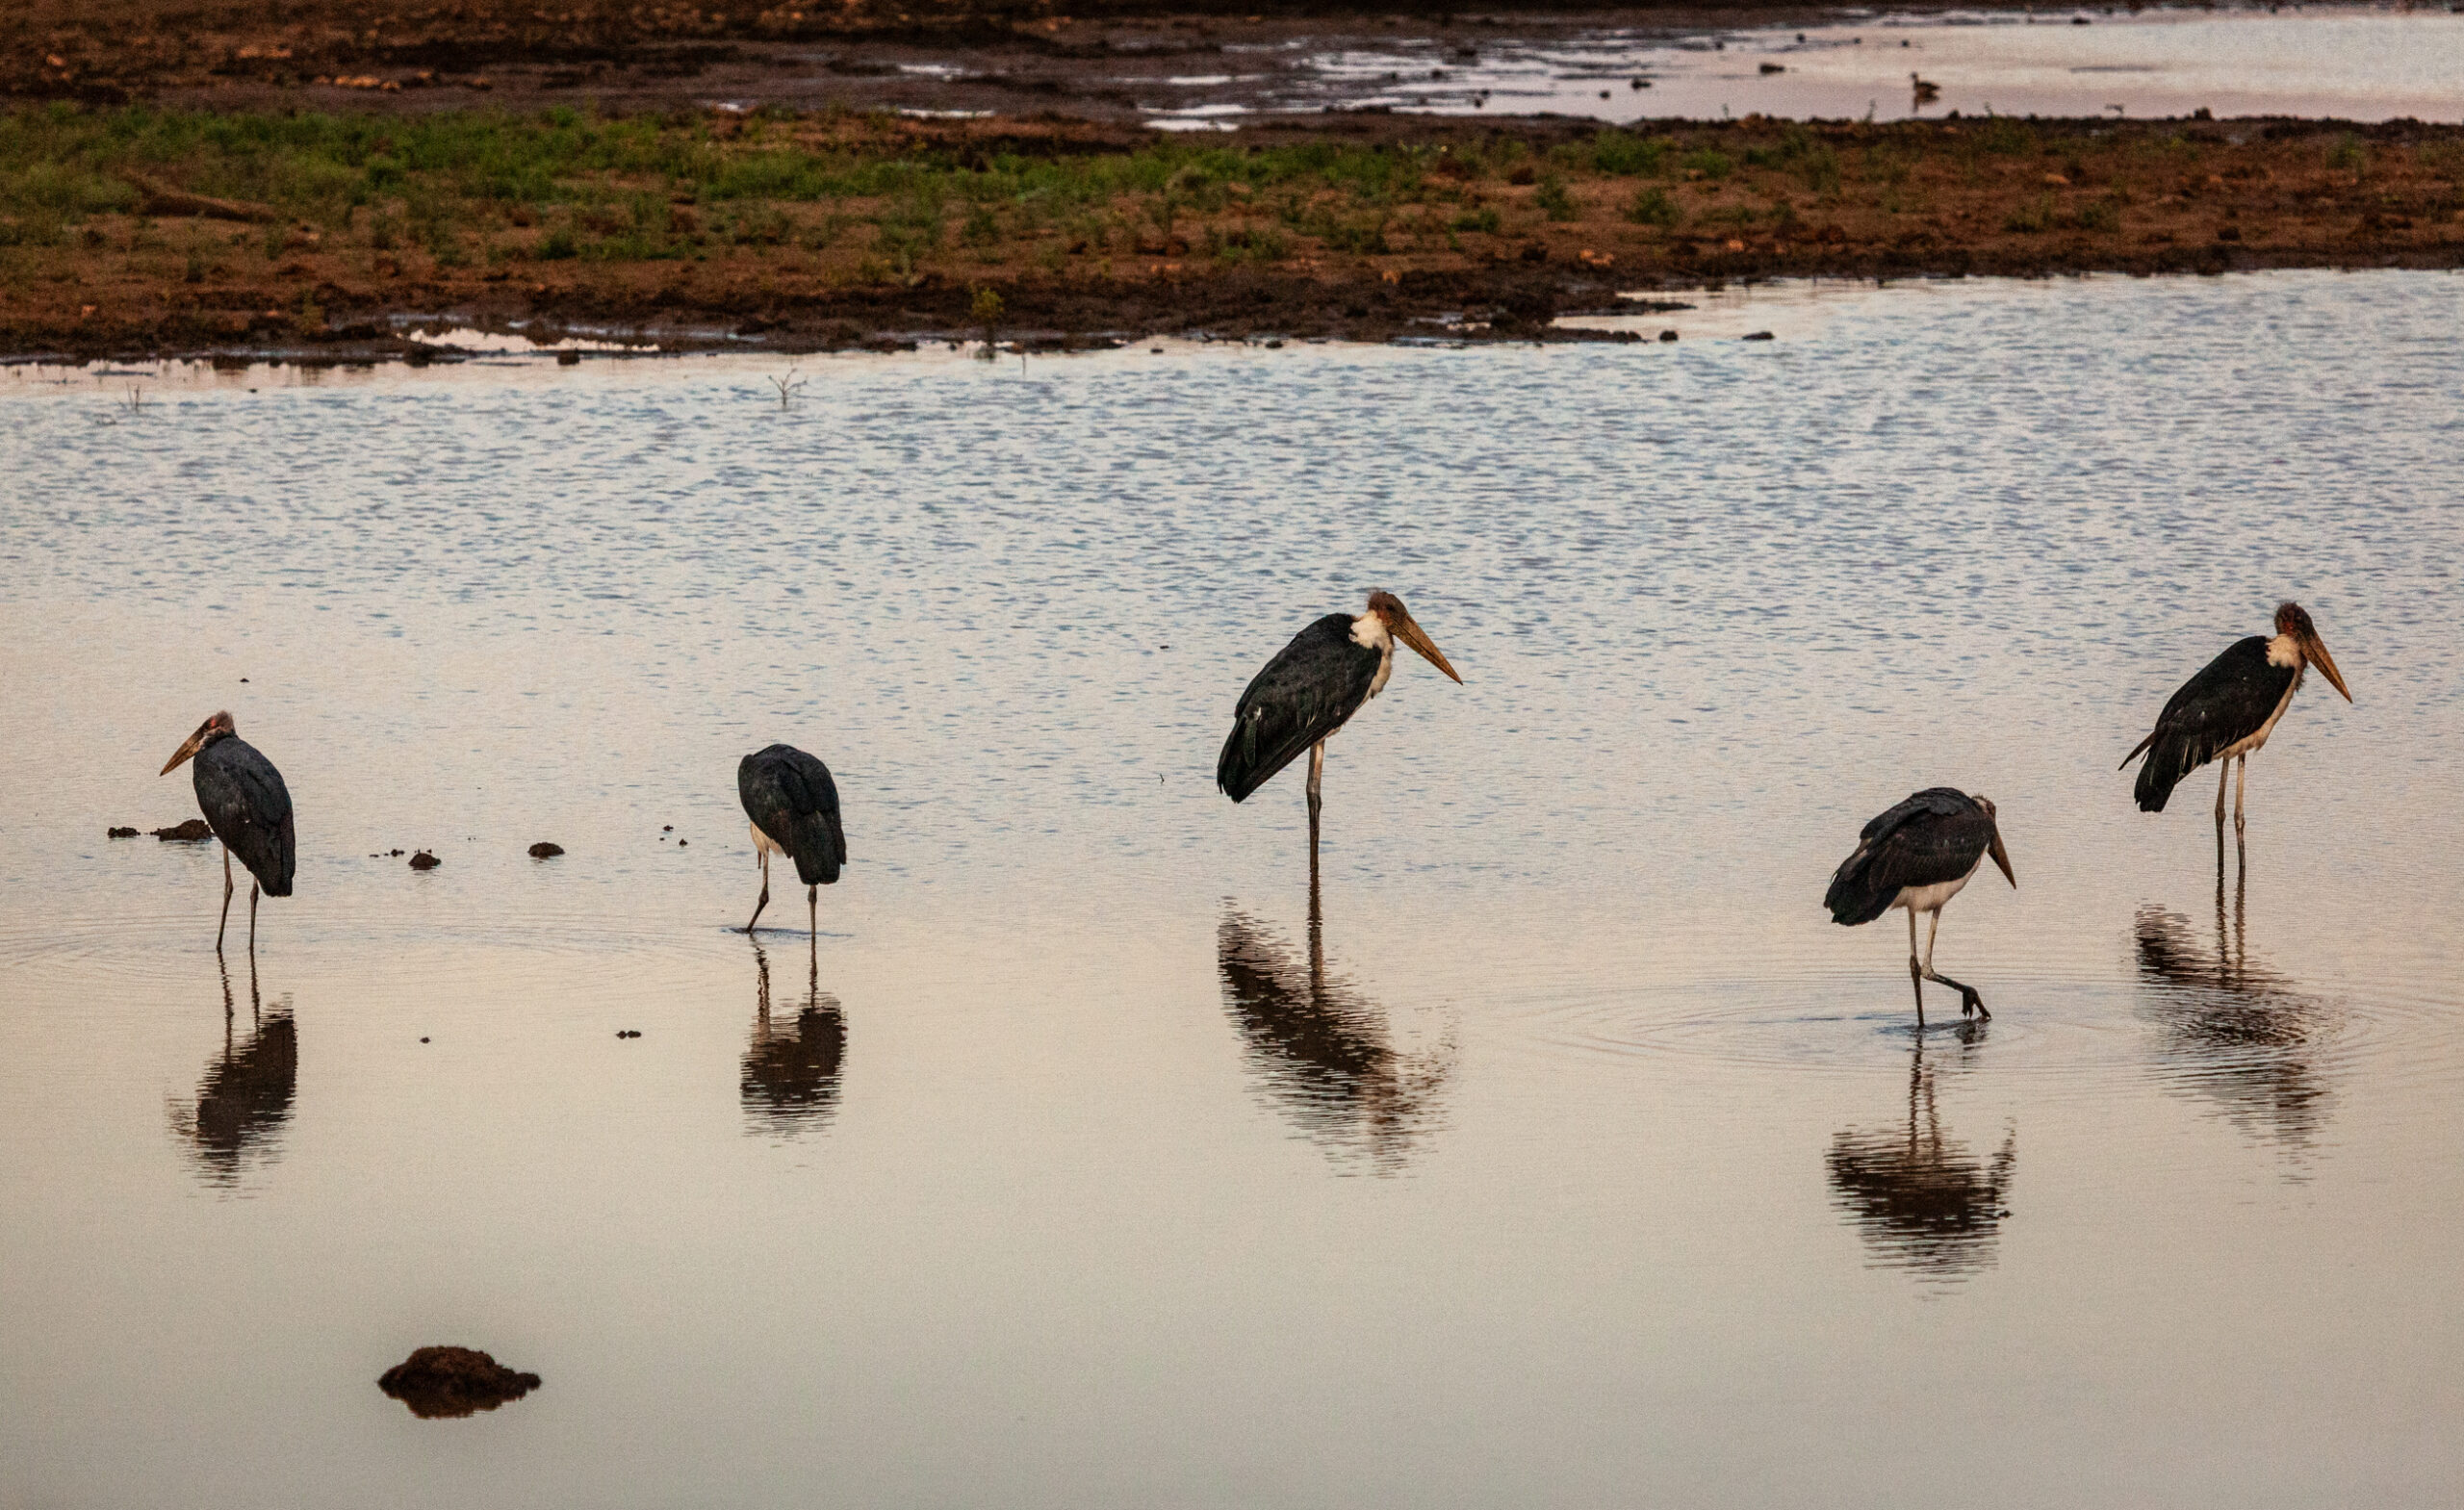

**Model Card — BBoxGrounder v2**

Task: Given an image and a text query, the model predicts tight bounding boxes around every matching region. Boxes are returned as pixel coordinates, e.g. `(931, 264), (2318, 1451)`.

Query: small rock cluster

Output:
(377, 1345), (541, 1419)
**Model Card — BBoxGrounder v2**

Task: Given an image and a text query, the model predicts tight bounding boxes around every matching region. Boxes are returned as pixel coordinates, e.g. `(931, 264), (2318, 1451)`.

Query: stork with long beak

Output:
(1217, 591), (1463, 873)
(1824, 788), (2016, 1023)
(160, 711), (296, 954)
(2122, 601), (2352, 833)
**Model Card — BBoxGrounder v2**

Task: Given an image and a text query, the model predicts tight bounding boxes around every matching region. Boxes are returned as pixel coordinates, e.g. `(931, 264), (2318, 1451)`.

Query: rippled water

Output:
(4, 269), (2462, 1507)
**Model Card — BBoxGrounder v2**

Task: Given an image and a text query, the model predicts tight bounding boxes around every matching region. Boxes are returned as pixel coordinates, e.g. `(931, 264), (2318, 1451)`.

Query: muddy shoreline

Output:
(6, 3), (2026, 118)
(10, 104), (2460, 366)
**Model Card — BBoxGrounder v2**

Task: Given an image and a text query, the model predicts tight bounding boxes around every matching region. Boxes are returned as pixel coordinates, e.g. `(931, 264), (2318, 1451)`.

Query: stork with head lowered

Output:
(1825, 788), (2016, 1024)
(737, 743), (846, 938)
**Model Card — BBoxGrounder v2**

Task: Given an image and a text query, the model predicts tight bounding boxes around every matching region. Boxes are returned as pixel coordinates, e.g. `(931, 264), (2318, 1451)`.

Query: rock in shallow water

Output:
(528, 841), (565, 857)
(153, 819), (213, 842)
(107, 826), (139, 838)
(377, 1346), (541, 1419)
(409, 851), (441, 870)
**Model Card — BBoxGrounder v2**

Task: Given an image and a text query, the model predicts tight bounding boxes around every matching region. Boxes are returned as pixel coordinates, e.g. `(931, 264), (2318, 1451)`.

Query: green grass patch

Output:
(1625, 187), (1681, 228)
(1681, 148), (1734, 181)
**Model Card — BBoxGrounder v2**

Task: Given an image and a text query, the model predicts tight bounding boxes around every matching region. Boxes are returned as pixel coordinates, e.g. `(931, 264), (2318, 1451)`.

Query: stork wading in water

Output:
(160, 712), (295, 955)
(2122, 601), (2351, 833)
(1217, 591), (1463, 874)
(737, 744), (846, 938)
(1825, 788), (2015, 1024)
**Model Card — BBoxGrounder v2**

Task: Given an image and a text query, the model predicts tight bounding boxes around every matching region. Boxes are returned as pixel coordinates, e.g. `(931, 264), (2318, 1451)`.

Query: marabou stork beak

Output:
(160, 725), (209, 776)
(2302, 631), (2352, 703)
(1988, 826), (2016, 888)
(1391, 612), (1464, 685)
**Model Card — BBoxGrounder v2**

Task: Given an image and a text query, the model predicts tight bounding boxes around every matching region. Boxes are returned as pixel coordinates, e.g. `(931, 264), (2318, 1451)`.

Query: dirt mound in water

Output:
(378, 1345), (541, 1419)
(153, 819), (213, 841)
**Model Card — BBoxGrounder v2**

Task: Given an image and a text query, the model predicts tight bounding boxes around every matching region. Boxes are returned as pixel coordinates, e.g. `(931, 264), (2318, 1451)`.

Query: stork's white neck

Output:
(2267, 632), (2306, 686)
(1351, 611), (1397, 698)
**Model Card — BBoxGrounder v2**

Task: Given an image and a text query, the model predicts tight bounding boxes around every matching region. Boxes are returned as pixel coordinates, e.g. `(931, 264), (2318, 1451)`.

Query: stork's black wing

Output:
(1217, 615), (1382, 804)
(1824, 788), (1990, 926)
(192, 737), (295, 897)
(738, 744), (846, 886)
(2120, 636), (2293, 812)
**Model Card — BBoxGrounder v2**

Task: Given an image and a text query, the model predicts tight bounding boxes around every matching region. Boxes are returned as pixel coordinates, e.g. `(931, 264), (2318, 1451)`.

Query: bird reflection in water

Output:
(742, 937), (847, 1137)
(1826, 1024), (2015, 1281)
(1217, 881), (1453, 1174)
(2133, 833), (2332, 1156)
(167, 955), (296, 1189)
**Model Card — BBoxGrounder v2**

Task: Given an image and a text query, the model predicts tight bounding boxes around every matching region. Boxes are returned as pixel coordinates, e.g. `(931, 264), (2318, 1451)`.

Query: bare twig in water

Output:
(767, 367), (808, 408)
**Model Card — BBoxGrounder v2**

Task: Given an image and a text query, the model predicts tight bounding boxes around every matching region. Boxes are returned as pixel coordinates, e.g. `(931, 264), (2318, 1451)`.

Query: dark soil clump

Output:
(377, 1345), (541, 1419)
(409, 850), (441, 869)
(528, 841), (565, 857)
(108, 826), (139, 837)
(153, 819), (213, 841)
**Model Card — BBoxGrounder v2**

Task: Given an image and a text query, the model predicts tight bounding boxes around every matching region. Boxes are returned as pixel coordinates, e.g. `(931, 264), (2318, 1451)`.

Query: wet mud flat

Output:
(7, 105), (2462, 364)
(4, 2), (1984, 117)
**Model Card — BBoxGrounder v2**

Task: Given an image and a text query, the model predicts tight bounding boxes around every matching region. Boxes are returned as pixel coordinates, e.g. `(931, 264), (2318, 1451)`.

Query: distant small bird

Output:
(2122, 601), (2351, 832)
(1911, 72), (1941, 104)
(1218, 591), (1462, 871)
(1825, 788), (2015, 1022)
(160, 711), (295, 954)
(736, 744), (845, 937)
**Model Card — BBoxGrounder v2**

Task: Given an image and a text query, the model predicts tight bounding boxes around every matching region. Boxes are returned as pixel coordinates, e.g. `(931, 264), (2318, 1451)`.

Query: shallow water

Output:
(1266, 6), (2464, 125)
(4, 269), (2462, 1507)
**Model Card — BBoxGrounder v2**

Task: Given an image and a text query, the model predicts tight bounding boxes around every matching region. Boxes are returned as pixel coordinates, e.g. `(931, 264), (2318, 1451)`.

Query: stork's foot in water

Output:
(1912, 958), (1989, 1022)
(1929, 968), (1990, 1021)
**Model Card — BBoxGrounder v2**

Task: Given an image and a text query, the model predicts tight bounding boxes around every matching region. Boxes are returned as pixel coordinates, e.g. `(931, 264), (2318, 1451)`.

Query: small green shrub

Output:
(1590, 130), (1673, 176)
(1681, 148), (1733, 181)
(1976, 116), (2037, 156)
(1625, 187), (1681, 228)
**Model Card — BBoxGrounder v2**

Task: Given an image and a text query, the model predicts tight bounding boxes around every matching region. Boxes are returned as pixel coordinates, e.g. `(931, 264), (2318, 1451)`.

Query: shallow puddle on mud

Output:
(4, 269), (2461, 1507)
(1299, 6), (2464, 124)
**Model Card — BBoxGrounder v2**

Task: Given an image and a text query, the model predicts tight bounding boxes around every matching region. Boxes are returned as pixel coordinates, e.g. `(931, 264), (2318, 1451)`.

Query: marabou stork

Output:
(1825, 788), (2015, 1023)
(159, 712), (295, 954)
(736, 743), (845, 937)
(2122, 601), (2351, 832)
(1217, 591), (1462, 869)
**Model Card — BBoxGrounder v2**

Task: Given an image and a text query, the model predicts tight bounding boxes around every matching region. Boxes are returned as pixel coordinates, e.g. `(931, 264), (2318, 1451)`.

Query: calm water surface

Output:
(4, 270), (2462, 1508)
(1270, 7), (2464, 126)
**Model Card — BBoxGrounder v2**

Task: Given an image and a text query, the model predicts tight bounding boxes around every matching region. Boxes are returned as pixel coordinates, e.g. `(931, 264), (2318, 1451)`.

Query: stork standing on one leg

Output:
(736, 744), (846, 938)
(159, 711), (295, 955)
(1825, 788), (2015, 1024)
(1217, 591), (1463, 875)
(2121, 601), (2351, 834)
